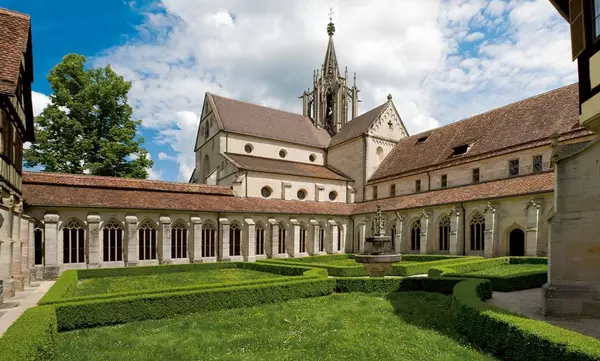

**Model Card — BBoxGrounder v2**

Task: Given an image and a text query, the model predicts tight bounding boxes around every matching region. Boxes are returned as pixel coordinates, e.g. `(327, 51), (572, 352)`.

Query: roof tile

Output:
(0, 8), (30, 95)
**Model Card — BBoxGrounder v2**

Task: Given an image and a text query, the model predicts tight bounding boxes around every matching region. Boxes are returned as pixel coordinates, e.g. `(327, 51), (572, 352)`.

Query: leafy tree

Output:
(25, 53), (152, 178)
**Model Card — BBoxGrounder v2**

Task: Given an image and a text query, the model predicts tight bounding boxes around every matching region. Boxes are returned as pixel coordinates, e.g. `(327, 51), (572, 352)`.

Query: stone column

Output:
(159, 216), (172, 264)
(526, 199), (542, 256)
(190, 217), (202, 262)
(327, 220), (338, 254)
(87, 214), (101, 268)
(394, 214), (404, 253)
(419, 210), (432, 254)
(267, 218), (278, 257)
(339, 223), (347, 253)
(219, 218), (230, 261)
(448, 206), (465, 255)
(11, 203), (22, 290)
(347, 186), (356, 203)
(42, 213), (59, 279)
(25, 218), (34, 282)
(287, 219), (300, 257)
(309, 219), (320, 255)
(358, 221), (367, 252)
(124, 215), (138, 266)
(244, 218), (256, 262)
(484, 203), (498, 258)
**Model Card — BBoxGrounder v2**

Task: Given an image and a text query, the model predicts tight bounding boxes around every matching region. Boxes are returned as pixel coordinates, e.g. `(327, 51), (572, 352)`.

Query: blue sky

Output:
(0, 0), (576, 182)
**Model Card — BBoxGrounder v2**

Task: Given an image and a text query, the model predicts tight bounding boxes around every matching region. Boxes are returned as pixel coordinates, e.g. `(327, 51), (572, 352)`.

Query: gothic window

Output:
(439, 215), (450, 251)
(34, 222), (44, 265)
(509, 159), (519, 176)
(410, 219), (421, 251)
(533, 155), (543, 174)
(203, 155), (210, 180)
(255, 223), (265, 255)
(229, 223), (242, 257)
(470, 212), (486, 251)
(138, 219), (157, 261)
(202, 222), (216, 257)
(261, 186), (273, 198)
(415, 179), (421, 192)
(102, 219), (123, 262)
(171, 220), (188, 259)
(63, 219), (85, 264)
(390, 184), (396, 197)
(204, 122), (209, 139)
(278, 222), (287, 254)
(299, 224), (307, 253)
(297, 189), (307, 200)
(319, 226), (325, 252)
(376, 146), (384, 162)
(472, 168), (480, 183)
(373, 186), (378, 200)
(441, 174), (448, 188)
(390, 224), (396, 250)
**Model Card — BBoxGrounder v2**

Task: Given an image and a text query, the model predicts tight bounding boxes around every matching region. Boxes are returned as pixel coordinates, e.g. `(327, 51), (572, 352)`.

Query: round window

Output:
(244, 143), (253, 153)
(328, 191), (337, 201)
(297, 189), (307, 200)
(309, 154), (316, 162)
(279, 149), (287, 158)
(261, 186), (272, 198)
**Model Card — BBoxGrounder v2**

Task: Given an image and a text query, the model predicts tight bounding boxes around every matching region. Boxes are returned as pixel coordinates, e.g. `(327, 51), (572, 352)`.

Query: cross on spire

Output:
(329, 6), (334, 22)
(327, 7), (335, 36)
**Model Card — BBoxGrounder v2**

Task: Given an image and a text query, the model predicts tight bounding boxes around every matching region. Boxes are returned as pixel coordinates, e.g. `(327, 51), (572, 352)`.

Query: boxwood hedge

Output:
(334, 276), (465, 294)
(453, 279), (600, 361)
(0, 306), (57, 361)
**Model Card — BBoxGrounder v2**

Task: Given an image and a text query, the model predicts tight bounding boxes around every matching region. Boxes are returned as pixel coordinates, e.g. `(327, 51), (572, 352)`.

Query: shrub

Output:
(54, 278), (335, 331)
(453, 271), (547, 292)
(428, 257), (510, 278)
(398, 277), (465, 294)
(78, 262), (235, 279)
(400, 254), (466, 262)
(392, 257), (483, 276)
(334, 277), (464, 294)
(509, 257), (548, 265)
(260, 259), (367, 277)
(289, 254), (354, 263)
(0, 306), (57, 361)
(38, 270), (79, 305)
(453, 279), (600, 361)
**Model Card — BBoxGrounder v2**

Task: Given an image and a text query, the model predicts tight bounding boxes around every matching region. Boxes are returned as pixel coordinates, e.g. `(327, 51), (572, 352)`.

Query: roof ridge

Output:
(209, 92), (312, 121)
(0, 8), (30, 19)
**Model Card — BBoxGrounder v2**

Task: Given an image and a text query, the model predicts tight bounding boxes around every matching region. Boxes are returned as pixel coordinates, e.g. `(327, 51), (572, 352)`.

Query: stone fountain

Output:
(354, 204), (402, 277)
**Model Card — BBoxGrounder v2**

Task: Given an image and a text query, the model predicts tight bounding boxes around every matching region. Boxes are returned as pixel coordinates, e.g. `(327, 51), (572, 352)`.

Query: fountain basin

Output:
(354, 254), (402, 277)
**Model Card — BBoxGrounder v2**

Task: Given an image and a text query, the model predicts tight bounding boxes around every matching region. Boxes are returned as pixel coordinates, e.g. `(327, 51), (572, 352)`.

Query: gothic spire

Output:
(322, 7), (339, 78)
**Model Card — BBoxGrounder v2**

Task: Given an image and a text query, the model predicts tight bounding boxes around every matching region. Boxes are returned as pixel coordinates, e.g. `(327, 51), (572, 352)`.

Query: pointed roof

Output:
(322, 33), (339, 78)
(329, 102), (389, 147)
(208, 93), (331, 148)
(0, 8), (31, 95)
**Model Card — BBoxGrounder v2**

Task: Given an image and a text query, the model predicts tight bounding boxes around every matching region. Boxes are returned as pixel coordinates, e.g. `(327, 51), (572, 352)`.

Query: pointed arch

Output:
(505, 223), (526, 257)
(255, 221), (266, 256)
(229, 221), (242, 257)
(202, 220), (217, 258)
(203, 155), (210, 182)
(171, 219), (188, 259)
(299, 223), (308, 253)
(438, 214), (451, 251)
(469, 211), (485, 251)
(410, 218), (421, 251)
(278, 221), (287, 255)
(102, 218), (124, 262)
(33, 219), (44, 265)
(318, 222), (326, 253)
(62, 218), (86, 264)
(138, 218), (158, 261)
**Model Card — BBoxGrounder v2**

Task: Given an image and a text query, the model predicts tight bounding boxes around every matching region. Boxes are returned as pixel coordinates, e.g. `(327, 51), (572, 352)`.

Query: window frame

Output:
(415, 179), (421, 192)
(472, 168), (480, 183)
(441, 174), (447, 188)
(532, 155), (543, 174)
(390, 184), (396, 197)
(372, 185), (378, 200)
(509, 159), (520, 177)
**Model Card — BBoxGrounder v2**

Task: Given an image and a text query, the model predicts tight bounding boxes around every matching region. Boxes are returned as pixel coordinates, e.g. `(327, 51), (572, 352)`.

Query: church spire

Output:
(322, 7), (339, 78)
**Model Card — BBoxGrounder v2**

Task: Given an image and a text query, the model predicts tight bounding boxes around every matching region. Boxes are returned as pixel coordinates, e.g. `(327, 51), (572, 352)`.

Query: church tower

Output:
(301, 9), (360, 135)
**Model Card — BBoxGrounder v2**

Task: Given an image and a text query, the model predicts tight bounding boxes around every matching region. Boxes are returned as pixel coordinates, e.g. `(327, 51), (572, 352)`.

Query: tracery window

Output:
(439, 215), (450, 251)
(411, 219), (421, 251)
(337, 226), (342, 251)
(318, 227), (325, 252)
(255, 223), (265, 255)
(470, 212), (486, 251)
(299, 225), (307, 253)
(171, 220), (188, 259)
(202, 222), (216, 258)
(34, 222), (44, 265)
(63, 219), (85, 264)
(509, 159), (519, 176)
(390, 224), (396, 250)
(138, 220), (157, 261)
(229, 223), (242, 256)
(103, 219), (123, 262)
(278, 222), (287, 254)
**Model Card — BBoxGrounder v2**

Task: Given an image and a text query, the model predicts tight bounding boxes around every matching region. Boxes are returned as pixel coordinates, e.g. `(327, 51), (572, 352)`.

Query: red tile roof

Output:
(0, 8), (30, 95)
(370, 84), (588, 182)
(354, 172), (554, 215)
(329, 102), (388, 147)
(226, 153), (351, 181)
(209, 93), (331, 148)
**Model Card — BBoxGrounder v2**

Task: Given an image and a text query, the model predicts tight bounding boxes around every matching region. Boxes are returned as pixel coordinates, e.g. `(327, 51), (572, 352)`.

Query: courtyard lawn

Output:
(466, 264), (547, 277)
(56, 292), (496, 361)
(73, 268), (286, 297)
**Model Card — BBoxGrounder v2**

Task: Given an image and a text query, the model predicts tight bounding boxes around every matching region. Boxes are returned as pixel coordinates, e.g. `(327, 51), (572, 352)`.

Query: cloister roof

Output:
(23, 171), (553, 216)
(0, 8), (30, 95)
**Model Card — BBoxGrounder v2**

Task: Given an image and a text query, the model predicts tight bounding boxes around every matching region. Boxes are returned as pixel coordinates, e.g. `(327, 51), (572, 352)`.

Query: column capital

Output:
(218, 217), (230, 225)
(43, 213), (59, 223)
(420, 209), (431, 219)
(159, 216), (171, 224)
(327, 219), (338, 226)
(125, 215), (138, 224)
(449, 205), (463, 216)
(87, 214), (101, 223)
(526, 198), (543, 210)
(315, 184), (325, 191)
(309, 219), (320, 226)
(484, 202), (497, 213)
(244, 218), (255, 226)
(394, 211), (405, 221)
(268, 218), (278, 225)
(289, 219), (301, 226)
(190, 216), (202, 224)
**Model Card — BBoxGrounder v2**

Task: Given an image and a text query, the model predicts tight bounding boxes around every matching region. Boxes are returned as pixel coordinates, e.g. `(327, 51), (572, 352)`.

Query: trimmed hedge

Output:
(54, 278), (335, 331)
(509, 256), (548, 265)
(334, 276), (465, 294)
(289, 254), (355, 263)
(453, 279), (600, 361)
(259, 258), (368, 277)
(0, 306), (57, 361)
(391, 257), (482, 276)
(78, 262), (236, 279)
(400, 254), (465, 262)
(428, 257), (510, 278)
(450, 271), (547, 292)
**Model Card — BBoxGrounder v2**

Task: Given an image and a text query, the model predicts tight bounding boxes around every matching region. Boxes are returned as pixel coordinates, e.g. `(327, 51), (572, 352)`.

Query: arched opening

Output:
(229, 223), (242, 257)
(509, 228), (525, 257)
(203, 155), (210, 181)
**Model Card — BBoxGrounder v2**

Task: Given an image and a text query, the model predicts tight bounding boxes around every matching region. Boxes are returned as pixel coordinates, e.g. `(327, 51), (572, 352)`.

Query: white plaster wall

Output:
(225, 133), (326, 165)
(327, 137), (364, 201)
(246, 172), (347, 202)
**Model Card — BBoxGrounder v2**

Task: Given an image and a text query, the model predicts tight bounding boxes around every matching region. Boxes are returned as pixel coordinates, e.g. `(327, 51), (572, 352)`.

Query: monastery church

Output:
(0, 9), (595, 298)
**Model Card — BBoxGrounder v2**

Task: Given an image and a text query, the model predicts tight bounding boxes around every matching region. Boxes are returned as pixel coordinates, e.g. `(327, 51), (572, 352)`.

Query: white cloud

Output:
(32, 91), (50, 116)
(93, 0), (576, 181)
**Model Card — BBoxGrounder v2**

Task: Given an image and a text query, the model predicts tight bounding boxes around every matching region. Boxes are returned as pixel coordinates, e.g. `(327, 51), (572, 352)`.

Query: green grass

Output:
(466, 264), (547, 277)
(56, 292), (496, 361)
(73, 268), (286, 297)
(305, 258), (420, 267)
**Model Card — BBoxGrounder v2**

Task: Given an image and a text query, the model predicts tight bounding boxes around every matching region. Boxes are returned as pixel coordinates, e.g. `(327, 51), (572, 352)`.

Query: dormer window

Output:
(451, 144), (471, 157)
(417, 136), (429, 143)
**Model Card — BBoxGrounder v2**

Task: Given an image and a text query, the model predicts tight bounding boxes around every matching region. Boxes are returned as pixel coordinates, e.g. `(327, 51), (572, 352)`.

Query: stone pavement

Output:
(0, 281), (55, 337)
(488, 288), (600, 339)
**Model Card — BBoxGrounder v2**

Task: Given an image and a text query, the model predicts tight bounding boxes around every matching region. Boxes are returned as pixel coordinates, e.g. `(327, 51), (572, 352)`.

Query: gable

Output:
(366, 102), (408, 142)
(195, 94), (219, 151)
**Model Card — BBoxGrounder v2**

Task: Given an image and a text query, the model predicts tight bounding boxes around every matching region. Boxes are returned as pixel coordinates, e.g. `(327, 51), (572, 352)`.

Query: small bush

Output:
(452, 279), (600, 361)
(78, 262), (235, 279)
(334, 277), (464, 295)
(453, 271), (547, 292)
(54, 278), (335, 331)
(38, 270), (79, 305)
(428, 257), (510, 278)
(400, 255), (466, 262)
(289, 254), (354, 263)
(509, 257), (548, 265)
(393, 257), (483, 276)
(260, 259), (367, 277)
(0, 306), (57, 361)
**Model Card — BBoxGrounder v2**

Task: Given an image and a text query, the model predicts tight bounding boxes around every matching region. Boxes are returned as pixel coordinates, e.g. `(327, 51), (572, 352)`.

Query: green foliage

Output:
(24, 53), (152, 178)
(400, 254), (466, 262)
(509, 256), (548, 264)
(428, 257), (510, 278)
(452, 279), (600, 361)
(260, 258), (368, 277)
(0, 306), (57, 361)
(392, 257), (482, 276)
(289, 254), (355, 263)
(334, 276), (464, 294)
(54, 278), (335, 331)
(467, 264), (547, 276)
(77, 261), (235, 279)
(38, 270), (79, 305)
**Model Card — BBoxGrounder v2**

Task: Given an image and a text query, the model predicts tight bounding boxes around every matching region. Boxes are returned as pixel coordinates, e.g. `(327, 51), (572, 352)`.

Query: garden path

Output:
(0, 281), (55, 336)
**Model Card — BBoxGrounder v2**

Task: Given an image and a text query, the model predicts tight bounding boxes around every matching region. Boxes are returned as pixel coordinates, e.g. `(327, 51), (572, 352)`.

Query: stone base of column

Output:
(0, 280), (3, 306)
(194, 257), (217, 263)
(3, 279), (14, 297)
(42, 266), (60, 280)
(87, 263), (101, 269)
(229, 256), (244, 262)
(159, 260), (173, 265)
(243, 256), (257, 262)
(290, 252), (309, 258)
(124, 262), (138, 267)
(218, 257), (232, 262)
(545, 283), (600, 318)
(271, 254), (289, 259)
(12, 274), (24, 291)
